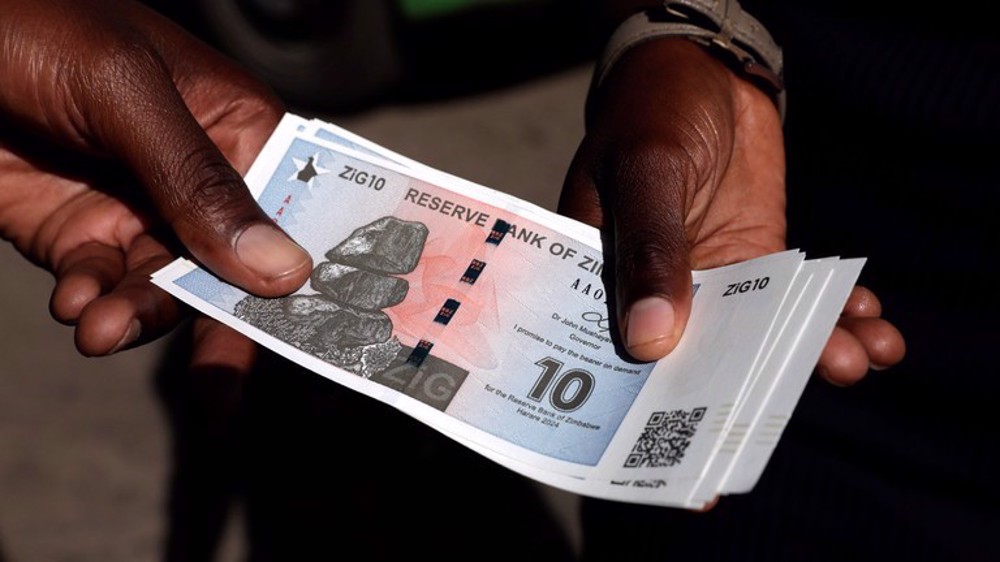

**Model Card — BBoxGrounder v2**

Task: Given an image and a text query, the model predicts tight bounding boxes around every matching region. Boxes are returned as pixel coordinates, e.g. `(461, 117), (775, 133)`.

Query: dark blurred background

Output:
(144, 0), (597, 112)
(0, 1), (600, 561)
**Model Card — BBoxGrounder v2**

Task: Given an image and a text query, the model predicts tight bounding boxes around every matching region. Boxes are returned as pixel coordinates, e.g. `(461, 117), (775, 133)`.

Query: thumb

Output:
(85, 49), (311, 297)
(562, 146), (693, 363)
(609, 161), (693, 362)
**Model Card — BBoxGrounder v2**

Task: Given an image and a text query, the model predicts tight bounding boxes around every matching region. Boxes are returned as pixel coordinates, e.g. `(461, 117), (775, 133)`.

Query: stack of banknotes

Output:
(152, 113), (863, 510)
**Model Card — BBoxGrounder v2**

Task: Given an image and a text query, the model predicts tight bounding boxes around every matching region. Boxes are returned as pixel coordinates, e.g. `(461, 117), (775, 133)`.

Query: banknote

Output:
(292, 117), (865, 505)
(151, 113), (863, 508)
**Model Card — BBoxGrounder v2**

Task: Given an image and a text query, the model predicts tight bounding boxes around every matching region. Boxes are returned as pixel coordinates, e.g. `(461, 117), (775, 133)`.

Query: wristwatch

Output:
(594, 1), (786, 120)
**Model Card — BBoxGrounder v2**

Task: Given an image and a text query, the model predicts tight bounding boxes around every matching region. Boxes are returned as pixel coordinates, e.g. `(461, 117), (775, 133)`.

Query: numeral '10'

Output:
(528, 357), (595, 412)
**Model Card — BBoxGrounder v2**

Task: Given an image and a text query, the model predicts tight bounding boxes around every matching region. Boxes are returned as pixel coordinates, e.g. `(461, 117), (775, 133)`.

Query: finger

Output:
(168, 317), (258, 430)
(563, 142), (694, 363)
(189, 316), (259, 378)
(815, 325), (870, 386)
(817, 286), (905, 385)
(612, 153), (693, 362)
(694, 496), (720, 513)
(837, 316), (906, 370)
(840, 285), (882, 318)
(74, 235), (184, 356)
(49, 242), (126, 325)
(815, 315), (906, 386)
(81, 45), (311, 297)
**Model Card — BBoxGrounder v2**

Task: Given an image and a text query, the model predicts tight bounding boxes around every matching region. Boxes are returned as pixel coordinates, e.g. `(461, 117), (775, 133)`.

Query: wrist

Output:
(593, 2), (785, 121)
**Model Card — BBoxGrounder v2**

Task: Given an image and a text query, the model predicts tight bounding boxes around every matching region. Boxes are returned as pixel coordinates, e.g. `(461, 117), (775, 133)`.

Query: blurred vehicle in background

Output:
(145, 0), (593, 111)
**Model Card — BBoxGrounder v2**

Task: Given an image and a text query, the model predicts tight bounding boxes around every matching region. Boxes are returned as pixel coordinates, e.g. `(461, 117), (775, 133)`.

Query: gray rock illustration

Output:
(235, 294), (392, 348)
(232, 216), (428, 378)
(311, 262), (409, 310)
(284, 295), (393, 347)
(326, 216), (427, 274)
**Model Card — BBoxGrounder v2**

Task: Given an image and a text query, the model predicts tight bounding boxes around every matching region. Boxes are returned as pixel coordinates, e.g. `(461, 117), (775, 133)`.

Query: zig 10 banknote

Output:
(151, 113), (862, 509)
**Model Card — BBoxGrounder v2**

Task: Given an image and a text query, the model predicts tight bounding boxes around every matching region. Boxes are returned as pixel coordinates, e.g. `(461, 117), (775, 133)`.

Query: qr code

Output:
(623, 407), (707, 468)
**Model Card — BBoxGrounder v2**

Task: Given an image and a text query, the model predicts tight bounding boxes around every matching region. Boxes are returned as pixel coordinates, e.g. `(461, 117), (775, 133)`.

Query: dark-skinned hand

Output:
(560, 35), (905, 389)
(559, 15), (906, 507)
(0, 0), (312, 357)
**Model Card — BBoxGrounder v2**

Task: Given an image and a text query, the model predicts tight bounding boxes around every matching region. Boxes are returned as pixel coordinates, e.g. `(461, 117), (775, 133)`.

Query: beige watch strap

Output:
(594, 1), (786, 120)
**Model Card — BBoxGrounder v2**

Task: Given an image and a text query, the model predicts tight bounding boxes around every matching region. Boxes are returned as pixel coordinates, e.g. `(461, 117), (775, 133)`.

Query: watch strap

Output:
(594, 1), (786, 119)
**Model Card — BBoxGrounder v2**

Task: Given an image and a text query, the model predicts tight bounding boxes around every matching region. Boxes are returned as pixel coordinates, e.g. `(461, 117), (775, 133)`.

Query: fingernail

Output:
(110, 319), (141, 354)
(626, 297), (675, 356)
(235, 224), (311, 280)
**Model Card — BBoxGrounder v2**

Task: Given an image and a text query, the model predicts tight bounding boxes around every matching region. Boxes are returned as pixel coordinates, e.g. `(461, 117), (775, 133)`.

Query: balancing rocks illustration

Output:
(234, 216), (428, 378)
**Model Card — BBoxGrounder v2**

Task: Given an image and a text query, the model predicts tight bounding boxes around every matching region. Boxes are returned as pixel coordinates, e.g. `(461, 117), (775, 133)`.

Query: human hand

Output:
(559, 37), (905, 382)
(0, 0), (312, 356)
